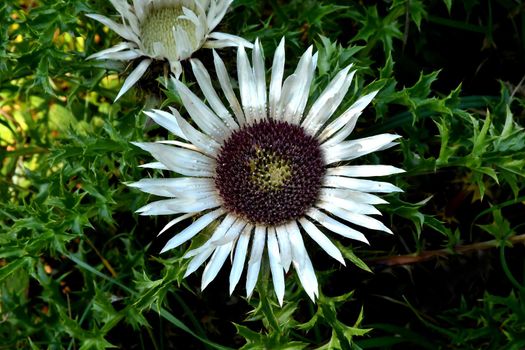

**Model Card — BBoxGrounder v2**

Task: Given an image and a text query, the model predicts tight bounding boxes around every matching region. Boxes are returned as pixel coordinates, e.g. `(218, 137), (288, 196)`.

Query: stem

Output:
(257, 262), (280, 333)
(499, 244), (525, 292)
(172, 292), (209, 342)
(427, 15), (487, 33)
(83, 235), (118, 277)
(367, 233), (525, 266)
(145, 325), (160, 350)
(309, 302), (322, 343)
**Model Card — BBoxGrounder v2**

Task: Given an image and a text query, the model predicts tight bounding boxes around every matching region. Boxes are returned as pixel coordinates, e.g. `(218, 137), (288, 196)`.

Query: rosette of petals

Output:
(86, 0), (252, 100)
(130, 38), (404, 305)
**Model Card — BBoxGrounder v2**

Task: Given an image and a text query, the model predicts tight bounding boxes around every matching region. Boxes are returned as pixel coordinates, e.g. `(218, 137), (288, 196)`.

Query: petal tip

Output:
(159, 246), (171, 254)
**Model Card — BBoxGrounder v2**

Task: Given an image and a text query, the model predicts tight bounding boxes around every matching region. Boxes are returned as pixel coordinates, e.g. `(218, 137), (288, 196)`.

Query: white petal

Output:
(229, 225), (252, 294)
(158, 212), (197, 236)
(131, 142), (215, 177)
(143, 109), (186, 140)
(252, 39), (267, 121)
(181, 6), (201, 27)
(201, 241), (234, 290)
(190, 59), (239, 130)
(85, 13), (140, 44)
(213, 50), (245, 125)
(377, 142), (399, 152)
(322, 134), (402, 165)
(205, 32), (254, 48)
(139, 161), (168, 170)
(183, 214), (236, 258)
(317, 196), (381, 216)
(210, 218), (246, 245)
(321, 112), (361, 148)
(275, 225), (291, 272)
(173, 79), (230, 140)
(175, 31), (192, 58)
(246, 225), (266, 297)
(327, 165), (405, 177)
(132, 0), (145, 21)
(320, 91), (379, 143)
(323, 207), (393, 234)
(173, 26), (193, 59)
(276, 73), (296, 122)
(320, 187), (388, 205)
(324, 176), (403, 193)
(191, 7), (207, 41)
(237, 45), (258, 123)
(203, 38), (247, 49)
(307, 208), (369, 244)
(151, 42), (167, 59)
(109, 0), (139, 34)
(277, 46), (316, 124)
(136, 196), (220, 216)
(170, 60), (183, 78)
(295, 253), (318, 301)
(267, 228), (285, 306)
(285, 221), (305, 266)
(87, 42), (136, 60)
(269, 37), (285, 121)
(288, 221), (318, 301)
(168, 107), (221, 157)
(115, 58), (152, 101)
(160, 208), (225, 253)
(155, 139), (201, 153)
(184, 245), (215, 277)
(206, 0), (231, 30)
(191, 0), (209, 24)
(302, 66), (354, 134)
(312, 52), (318, 70)
(93, 49), (142, 61)
(206, 0), (218, 27)
(298, 218), (345, 265)
(128, 177), (215, 197)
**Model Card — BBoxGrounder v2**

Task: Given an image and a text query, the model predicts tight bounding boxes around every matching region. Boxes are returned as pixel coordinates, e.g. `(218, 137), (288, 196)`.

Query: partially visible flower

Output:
(130, 39), (404, 305)
(86, 0), (252, 100)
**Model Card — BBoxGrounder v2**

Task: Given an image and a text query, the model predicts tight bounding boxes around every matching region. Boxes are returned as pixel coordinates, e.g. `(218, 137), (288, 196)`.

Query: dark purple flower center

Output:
(214, 120), (325, 225)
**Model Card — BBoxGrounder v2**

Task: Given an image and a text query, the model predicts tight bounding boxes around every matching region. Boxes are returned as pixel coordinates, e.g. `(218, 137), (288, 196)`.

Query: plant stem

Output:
(499, 244), (525, 292)
(257, 263), (280, 333)
(367, 233), (525, 266)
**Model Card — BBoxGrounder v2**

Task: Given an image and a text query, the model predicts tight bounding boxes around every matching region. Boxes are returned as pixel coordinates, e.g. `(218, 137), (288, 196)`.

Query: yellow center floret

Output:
(249, 147), (292, 192)
(140, 5), (200, 61)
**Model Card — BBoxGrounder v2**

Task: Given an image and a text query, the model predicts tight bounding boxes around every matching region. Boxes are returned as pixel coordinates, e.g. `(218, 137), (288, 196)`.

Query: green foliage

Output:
(1, 0), (525, 349)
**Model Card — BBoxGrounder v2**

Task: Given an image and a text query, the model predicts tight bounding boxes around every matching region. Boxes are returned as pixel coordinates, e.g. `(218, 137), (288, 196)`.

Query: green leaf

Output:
(443, 0), (453, 13)
(235, 324), (263, 343)
(0, 256), (33, 283)
(79, 337), (116, 350)
(334, 242), (372, 273)
(477, 209), (513, 241)
(471, 111), (492, 157)
(351, 5), (403, 54)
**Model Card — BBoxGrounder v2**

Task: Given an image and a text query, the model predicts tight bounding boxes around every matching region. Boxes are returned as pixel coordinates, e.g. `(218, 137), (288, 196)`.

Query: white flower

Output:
(86, 0), (252, 100)
(130, 39), (404, 305)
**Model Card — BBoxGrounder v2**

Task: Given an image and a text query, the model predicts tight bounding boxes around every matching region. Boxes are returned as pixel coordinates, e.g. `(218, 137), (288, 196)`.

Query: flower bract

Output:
(86, 0), (252, 100)
(130, 38), (404, 305)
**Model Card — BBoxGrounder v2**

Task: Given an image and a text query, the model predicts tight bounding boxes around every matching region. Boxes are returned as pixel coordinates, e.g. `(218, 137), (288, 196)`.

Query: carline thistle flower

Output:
(130, 39), (404, 305)
(86, 0), (252, 100)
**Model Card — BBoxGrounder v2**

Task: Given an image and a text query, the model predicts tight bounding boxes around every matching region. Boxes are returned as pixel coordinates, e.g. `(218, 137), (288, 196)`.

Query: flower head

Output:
(130, 39), (404, 304)
(86, 0), (252, 100)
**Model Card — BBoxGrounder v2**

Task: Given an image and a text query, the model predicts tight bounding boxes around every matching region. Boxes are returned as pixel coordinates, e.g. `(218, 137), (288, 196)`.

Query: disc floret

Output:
(215, 120), (325, 226)
(140, 4), (200, 62)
